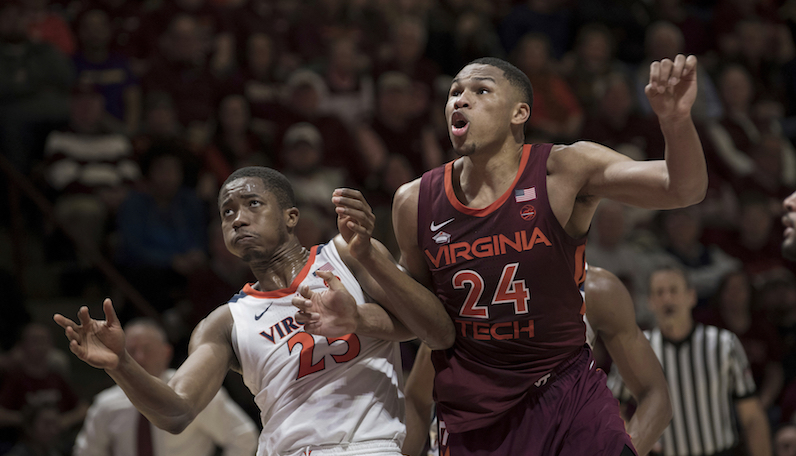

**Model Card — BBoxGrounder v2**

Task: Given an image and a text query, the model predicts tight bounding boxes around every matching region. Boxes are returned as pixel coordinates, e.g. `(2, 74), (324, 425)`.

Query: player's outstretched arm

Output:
(585, 268), (671, 456)
(402, 343), (436, 456)
(564, 55), (706, 212)
(293, 269), (415, 341)
(330, 186), (455, 349)
(54, 299), (235, 434)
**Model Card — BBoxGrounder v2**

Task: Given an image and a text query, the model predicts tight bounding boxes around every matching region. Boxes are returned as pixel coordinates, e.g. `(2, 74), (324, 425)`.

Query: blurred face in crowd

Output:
(776, 425), (796, 456)
(784, 191), (796, 261)
(125, 323), (173, 377)
(646, 22), (683, 61)
(219, 95), (250, 135)
(719, 66), (753, 114)
(79, 9), (111, 49)
(70, 92), (106, 133)
(20, 324), (53, 365)
(648, 268), (697, 330)
(247, 33), (274, 77)
(148, 154), (183, 200)
(717, 271), (751, 315)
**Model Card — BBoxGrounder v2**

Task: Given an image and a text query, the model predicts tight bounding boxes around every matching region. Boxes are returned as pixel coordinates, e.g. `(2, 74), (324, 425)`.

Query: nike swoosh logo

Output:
(430, 218), (454, 232)
(255, 302), (274, 320)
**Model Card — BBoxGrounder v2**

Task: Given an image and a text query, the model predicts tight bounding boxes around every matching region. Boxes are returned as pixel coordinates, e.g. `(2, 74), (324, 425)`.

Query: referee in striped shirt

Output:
(607, 264), (771, 456)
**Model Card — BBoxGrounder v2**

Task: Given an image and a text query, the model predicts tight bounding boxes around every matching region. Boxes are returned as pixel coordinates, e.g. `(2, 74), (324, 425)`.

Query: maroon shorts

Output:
(437, 346), (636, 456)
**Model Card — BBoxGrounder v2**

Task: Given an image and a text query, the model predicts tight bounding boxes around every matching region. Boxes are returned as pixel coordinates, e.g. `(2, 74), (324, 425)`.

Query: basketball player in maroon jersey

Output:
(330, 54), (704, 454)
(401, 266), (672, 456)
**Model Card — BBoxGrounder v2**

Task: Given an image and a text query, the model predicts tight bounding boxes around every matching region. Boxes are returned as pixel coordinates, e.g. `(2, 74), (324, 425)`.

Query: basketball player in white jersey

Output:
(402, 266), (672, 456)
(54, 166), (456, 456)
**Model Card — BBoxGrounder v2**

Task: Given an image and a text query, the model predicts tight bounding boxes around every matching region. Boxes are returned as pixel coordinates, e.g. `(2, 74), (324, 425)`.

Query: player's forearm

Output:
(357, 250), (454, 349)
(743, 416), (773, 456)
(659, 116), (708, 207)
(106, 353), (196, 434)
(356, 302), (416, 341)
(625, 387), (672, 455)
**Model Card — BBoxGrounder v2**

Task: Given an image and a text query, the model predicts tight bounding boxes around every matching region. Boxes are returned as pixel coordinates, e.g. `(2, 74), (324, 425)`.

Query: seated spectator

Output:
(655, 207), (741, 306)
(356, 71), (443, 180)
(201, 94), (272, 195)
(73, 9), (141, 135)
(131, 91), (184, 159)
(23, 0), (76, 56)
(73, 319), (258, 456)
(561, 23), (629, 114)
(579, 72), (665, 161)
(712, 191), (787, 279)
(696, 270), (784, 413)
(757, 270), (796, 390)
(512, 33), (583, 142)
(41, 83), (139, 293)
(115, 143), (207, 315)
(499, 0), (573, 60)
(141, 14), (221, 131)
(0, 324), (87, 450)
(318, 36), (375, 129)
(0, 1), (72, 173)
(261, 69), (367, 185)
(234, 33), (283, 114)
(373, 16), (441, 116)
(4, 405), (63, 456)
(704, 64), (796, 195)
(280, 122), (346, 242)
(634, 21), (723, 122)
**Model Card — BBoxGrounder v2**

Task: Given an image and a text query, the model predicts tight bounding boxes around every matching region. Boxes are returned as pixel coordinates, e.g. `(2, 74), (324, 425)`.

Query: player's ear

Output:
(285, 207), (300, 228)
(511, 102), (530, 126)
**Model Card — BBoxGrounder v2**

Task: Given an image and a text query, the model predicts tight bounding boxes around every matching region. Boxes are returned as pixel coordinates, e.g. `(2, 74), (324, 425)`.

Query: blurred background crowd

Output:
(1, 0), (796, 453)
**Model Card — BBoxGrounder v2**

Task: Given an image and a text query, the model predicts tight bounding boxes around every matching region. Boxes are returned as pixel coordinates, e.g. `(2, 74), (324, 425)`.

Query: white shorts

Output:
(284, 440), (403, 456)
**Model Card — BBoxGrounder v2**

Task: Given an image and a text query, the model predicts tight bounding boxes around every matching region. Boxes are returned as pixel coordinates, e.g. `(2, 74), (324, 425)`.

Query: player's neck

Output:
(250, 239), (311, 291)
(455, 142), (524, 207)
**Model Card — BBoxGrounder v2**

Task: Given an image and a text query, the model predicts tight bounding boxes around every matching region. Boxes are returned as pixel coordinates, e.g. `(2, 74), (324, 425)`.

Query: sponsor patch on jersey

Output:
(433, 231), (451, 244)
(520, 204), (536, 221)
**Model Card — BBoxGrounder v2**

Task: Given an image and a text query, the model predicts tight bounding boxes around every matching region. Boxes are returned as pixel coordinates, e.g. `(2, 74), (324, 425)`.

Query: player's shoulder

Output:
(395, 177), (422, 204)
(549, 141), (627, 170)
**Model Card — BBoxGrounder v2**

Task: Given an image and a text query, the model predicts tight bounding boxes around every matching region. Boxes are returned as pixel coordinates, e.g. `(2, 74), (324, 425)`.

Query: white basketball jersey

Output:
(228, 240), (405, 456)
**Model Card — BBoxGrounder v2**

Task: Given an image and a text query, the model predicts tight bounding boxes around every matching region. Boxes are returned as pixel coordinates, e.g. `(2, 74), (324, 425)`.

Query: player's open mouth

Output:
(451, 112), (469, 136)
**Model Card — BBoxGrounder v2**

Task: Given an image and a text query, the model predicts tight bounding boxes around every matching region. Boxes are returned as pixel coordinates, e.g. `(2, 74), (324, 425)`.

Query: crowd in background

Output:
(1, 0), (796, 453)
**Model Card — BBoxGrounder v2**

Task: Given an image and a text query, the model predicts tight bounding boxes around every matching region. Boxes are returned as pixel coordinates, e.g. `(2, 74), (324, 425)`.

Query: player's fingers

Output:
(103, 298), (119, 327)
(297, 284), (315, 300)
(316, 270), (346, 292)
(64, 325), (82, 345)
(53, 314), (78, 331)
(657, 59), (673, 92)
(77, 306), (92, 326)
(294, 311), (319, 326)
(648, 61), (661, 94)
(683, 54), (697, 77)
(335, 206), (374, 231)
(669, 54), (686, 86)
(292, 295), (313, 313)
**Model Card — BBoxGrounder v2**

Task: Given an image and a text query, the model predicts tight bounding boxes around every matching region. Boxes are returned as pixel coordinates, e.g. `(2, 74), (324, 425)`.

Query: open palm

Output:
(53, 298), (126, 370)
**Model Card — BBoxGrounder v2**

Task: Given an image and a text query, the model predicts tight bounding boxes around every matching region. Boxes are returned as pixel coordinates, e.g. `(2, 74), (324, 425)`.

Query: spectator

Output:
(0, 324), (87, 449)
(4, 405), (63, 456)
(115, 143), (207, 315)
(73, 319), (258, 456)
(499, 0), (573, 59)
(318, 36), (375, 129)
(23, 0), (76, 56)
(634, 21), (723, 122)
(357, 71), (443, 181)
(73, 9), (141, 134)
(41, 83), (139, 293)
(0, 1), (72, 173)
(775, 424), (796, 456)
(142, 14), (221, 131)
(512, 33), (583, 142)
(696, 270), (785, 413)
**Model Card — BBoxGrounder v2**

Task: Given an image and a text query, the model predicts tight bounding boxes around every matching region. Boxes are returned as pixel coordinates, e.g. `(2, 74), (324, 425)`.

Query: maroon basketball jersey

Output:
(417, 143), (588, 433)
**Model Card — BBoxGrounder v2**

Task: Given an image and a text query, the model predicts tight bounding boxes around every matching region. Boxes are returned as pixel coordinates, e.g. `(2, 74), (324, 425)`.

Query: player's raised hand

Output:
(53, 298), (125, 370)
(645, 54), (698, 122)
(332, 188), (376, 260)
(293, 270), (358, 337)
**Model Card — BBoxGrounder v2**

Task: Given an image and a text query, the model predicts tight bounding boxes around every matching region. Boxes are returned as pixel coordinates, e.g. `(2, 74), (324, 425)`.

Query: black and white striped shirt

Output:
(607, 323), (757, 456)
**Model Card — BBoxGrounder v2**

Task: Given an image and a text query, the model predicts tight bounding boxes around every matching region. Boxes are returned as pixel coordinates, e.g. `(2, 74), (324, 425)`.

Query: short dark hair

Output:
(221, 166), (296, 209)
(648, 262), (693, 290)
(468, 57), (533, 114)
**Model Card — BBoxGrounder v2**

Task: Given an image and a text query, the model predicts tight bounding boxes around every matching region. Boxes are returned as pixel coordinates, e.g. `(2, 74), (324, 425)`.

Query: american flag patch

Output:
(314, 262), (335, 276)
(514, 187), (536, 202)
